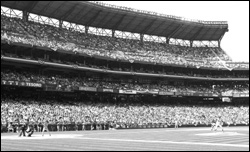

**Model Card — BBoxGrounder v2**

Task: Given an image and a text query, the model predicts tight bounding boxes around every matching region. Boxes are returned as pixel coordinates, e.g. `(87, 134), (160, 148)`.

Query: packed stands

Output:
(1, 15), (237, 69)
(1, 8), (249, 134)
(1, 91), (249, 132)
(2, 48), (249, 78)
(1, 69), (249, 95)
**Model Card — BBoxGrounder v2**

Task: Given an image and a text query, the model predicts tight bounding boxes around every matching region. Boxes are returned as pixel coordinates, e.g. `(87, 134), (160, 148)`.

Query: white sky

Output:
(100, 1), (249, 62)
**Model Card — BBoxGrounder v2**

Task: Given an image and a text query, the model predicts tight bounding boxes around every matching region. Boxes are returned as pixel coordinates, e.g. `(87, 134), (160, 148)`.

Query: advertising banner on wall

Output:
(233, 93), (240, 97)
(119, 90), (137, 94)
(1, 80), (42, 88)
(79, 86), (97, 92)
(232, 93), (248, 97)
(158, 91), (174, 95)
(97, 88), (114, 93)
(103, 88), (114, 93)
(43, 84), (57, 91)
(136, 90), (147, 94)
(147, 91), (159, 94)
(136, 90), (159, 94)
(239, 93), (248, 97)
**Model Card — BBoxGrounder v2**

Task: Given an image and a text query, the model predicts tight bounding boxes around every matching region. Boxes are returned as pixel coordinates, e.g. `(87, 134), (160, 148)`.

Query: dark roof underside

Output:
(1, 1), (229, 41)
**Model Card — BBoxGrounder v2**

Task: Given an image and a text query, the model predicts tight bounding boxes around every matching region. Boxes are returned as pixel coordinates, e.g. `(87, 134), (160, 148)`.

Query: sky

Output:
(100, 1), (249, 62)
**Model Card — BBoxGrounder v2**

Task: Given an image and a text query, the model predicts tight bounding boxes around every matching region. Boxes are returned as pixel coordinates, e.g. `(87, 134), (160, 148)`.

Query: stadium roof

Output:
(1, 1), (229, 41)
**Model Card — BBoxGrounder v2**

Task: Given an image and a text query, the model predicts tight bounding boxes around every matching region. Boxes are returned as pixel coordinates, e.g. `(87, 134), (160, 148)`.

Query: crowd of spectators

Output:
(1, 15), (244, 70)
(2, 48), (249, 78)
(1, 15), (249, 134)
(1, 69), (249, 95)
(1, 92), (249, 131)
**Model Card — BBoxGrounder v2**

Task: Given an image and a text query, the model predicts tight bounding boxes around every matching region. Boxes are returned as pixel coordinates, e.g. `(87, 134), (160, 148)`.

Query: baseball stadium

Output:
(1, 1), (249, 151)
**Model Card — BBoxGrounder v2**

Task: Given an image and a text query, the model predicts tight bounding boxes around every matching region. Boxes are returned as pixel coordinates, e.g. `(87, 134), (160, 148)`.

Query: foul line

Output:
(79, 137), (249, 148)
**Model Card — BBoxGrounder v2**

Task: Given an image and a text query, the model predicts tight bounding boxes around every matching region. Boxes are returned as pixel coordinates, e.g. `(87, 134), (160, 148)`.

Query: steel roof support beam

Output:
(141, 19), (157, 34)
(209, 41), (218, 47)
(112, 30), (115, 37)
(60, 4), (78, 20)
(22, 10), (29, 22)
(85, 26), (89, 34)
(25, 1), (39, 12)
(59, 20), (63, 28)
(166, 38), (170, 44)
(38, 1), (54, 15)
(199, 41), (207, 47)
(3, 7), (10, 14)
(140, 34), (144, 43)
(111, 14), (126, 30)
(190, 40), (193, 47)
(84, 10), (102, 26)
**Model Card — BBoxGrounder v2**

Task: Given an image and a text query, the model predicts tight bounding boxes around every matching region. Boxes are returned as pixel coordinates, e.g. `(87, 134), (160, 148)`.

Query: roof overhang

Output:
(1, 1), (229, 41)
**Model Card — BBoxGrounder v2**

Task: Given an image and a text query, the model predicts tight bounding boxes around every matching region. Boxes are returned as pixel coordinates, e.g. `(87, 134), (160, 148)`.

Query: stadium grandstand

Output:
(1, 1), (249, 151)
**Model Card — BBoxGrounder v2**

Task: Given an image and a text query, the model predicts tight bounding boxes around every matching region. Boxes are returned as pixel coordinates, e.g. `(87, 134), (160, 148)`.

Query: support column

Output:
(22, 10), (29, 22)
(85, 26), (89, 35)
(59, 20), (63, 28)
(140, 34), (144, 44)
(190, 40), (193, 47)
(218, 40), (221, 48)
(166, 37), (170, 44)
(112, 30), (115, 38)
